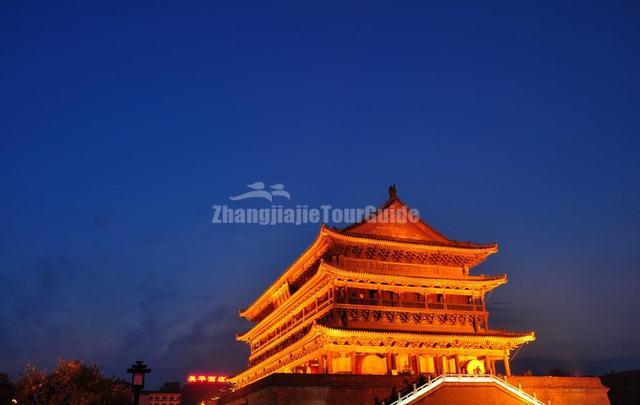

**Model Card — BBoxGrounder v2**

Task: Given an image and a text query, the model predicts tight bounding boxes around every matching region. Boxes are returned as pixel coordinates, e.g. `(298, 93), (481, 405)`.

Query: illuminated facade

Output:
(231, 186), (535, 389)
(140, 392), (180, 405)
(140, 382), (181, 405)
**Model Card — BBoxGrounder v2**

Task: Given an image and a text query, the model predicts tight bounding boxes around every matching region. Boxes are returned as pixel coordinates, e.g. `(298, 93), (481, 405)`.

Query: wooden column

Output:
(504, 355), (511, 376)
(350, 352), (357, 374)
(326, 352), (333, 374)
(319, 353), (326, 374)
(385, 353), (393, 375)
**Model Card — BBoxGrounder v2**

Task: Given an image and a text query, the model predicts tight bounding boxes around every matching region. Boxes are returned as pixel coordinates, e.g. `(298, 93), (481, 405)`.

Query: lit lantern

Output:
(127, 361), (152, 405)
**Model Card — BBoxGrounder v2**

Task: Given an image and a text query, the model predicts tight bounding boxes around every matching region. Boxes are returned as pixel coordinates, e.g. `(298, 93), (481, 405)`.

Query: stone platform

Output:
(214, 374), (609, 405)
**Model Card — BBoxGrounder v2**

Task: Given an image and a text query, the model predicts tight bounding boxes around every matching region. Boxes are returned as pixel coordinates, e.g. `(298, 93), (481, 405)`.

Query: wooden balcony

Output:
(250, 295), (486, 359)
(340, 297), (483, 312)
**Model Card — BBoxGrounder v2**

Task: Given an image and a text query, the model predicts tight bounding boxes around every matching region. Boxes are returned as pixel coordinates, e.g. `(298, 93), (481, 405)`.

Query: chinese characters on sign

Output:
(186, 375), (228, 384)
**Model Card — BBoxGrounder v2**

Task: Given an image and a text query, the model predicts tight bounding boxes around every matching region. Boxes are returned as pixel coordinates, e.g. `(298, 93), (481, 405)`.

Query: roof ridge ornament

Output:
(388, 184), (397, 199)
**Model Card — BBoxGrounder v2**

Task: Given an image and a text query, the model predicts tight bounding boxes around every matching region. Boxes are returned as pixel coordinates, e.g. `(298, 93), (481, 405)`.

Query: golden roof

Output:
(316, 324), (535, 346)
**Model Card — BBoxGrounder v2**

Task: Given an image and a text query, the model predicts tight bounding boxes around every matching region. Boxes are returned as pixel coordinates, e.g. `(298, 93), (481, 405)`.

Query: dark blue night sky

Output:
(1, 0), (639, 388)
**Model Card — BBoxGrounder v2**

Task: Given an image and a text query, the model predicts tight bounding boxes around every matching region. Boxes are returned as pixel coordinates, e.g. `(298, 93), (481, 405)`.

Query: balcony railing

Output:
(348, 298), (379, 306)
(340, 297), (482, 312)
(446, 303), (476, 311)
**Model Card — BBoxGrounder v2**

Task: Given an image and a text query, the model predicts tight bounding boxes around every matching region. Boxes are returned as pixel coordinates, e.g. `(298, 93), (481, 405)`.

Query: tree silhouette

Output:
(13, 359), (131, 405)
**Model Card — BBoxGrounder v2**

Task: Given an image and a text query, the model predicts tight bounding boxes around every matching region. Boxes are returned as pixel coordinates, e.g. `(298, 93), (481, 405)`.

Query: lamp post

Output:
(127, 360), (151, 405)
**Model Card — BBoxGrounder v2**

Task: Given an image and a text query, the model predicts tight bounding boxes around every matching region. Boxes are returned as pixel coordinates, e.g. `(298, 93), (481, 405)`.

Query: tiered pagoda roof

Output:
(240, 189), (499, 322)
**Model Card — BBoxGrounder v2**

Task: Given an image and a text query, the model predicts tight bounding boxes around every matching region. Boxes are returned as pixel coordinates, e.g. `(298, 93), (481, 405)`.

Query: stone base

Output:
(508, 376), (610, 405)
(214, 374), (609, 405)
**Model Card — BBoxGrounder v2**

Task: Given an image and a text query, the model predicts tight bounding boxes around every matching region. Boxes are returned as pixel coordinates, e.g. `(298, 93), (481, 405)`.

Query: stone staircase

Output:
(385, 374), (547, 405)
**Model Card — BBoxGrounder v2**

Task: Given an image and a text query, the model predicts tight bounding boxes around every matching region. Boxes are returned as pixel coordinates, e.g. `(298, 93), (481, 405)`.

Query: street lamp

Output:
(127, 360), (151, 405)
